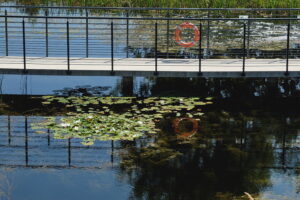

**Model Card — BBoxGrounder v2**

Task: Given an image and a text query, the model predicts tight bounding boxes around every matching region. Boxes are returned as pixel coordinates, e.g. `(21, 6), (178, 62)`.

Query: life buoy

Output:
(172, 118), (199, 138)
(175, 22), (200, 48)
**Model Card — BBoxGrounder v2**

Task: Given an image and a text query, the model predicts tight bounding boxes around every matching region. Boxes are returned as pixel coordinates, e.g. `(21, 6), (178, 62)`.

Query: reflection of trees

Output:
(53, 85), (112, 96)
(146, 78), (300, 98)
(117, 111), (300, 200)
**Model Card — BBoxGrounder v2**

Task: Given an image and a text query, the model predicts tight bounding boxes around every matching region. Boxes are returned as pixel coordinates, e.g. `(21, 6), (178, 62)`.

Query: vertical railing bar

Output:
(25, 116), (28, 166)
(111, 140), (114, 165)
(86, 9), (89, 58)
(154, 22), (158, 75)
(285, 23), (290, 76)
(22, 19), (26, 72)
(67, 20), (70, 72)
(5, 10), (8, 56)
(282, 129), (287, 166)
(45, 10), (49, 57)
(126, 11), (129, 58)
(47, 128), (50, 146)
(247, 19), (251, 58)
(241, 120), (246, 150)
(111, 21), (114, 75)
(8, 115), (11, 145)
(166, 11), (170, 59)
(242, 23), (246, 76)
(206, 10), (210, 58)
(68, 138), (71, 167)
(198, 23), (202, 76)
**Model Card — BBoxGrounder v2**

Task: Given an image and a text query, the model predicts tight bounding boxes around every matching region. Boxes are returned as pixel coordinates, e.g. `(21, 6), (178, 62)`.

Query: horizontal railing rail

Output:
(2, 5), (300, 11)
(1, 15), (300, 21)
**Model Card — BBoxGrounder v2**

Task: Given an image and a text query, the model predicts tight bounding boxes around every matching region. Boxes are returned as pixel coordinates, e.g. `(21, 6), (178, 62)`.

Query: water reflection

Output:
(117, 112), (298, 200)
(0, 101), (300, 199)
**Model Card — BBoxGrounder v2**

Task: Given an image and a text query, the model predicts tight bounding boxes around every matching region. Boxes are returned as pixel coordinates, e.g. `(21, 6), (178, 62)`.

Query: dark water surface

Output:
(0, 92), (300, 200)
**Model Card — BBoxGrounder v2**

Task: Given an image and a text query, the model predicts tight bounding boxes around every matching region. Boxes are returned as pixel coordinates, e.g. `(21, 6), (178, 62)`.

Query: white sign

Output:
(297, 15), (300, 19)
(239, 15), (249, 19)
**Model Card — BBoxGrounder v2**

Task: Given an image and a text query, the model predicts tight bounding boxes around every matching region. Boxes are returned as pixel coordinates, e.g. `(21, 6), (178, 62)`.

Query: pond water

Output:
(0, 91), (300, 200)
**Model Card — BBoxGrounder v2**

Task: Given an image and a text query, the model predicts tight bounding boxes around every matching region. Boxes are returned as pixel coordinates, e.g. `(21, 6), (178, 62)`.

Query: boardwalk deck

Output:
(0, 56), (299, 77)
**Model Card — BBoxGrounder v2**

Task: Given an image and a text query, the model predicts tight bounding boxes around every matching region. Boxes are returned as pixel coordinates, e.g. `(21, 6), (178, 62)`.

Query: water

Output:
(0, 168), (131, 200)
(0, 95), (300, 199)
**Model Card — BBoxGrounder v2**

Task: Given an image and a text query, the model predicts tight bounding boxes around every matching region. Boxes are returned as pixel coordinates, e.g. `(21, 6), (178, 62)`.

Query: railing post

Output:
(126, 11), (129, 58)
(22, 19), (27, 72)
(166, 11), (170, 59)
(111, 21), (114, 75)
(47, 128), (50, 146)
(25, 116), (28, 166)
(8, 115), (11, 145)
(198, 23), (202, 76)
(45, 10), (49, 57)
(206, 10), (210, 58)
(67, 20), (70, 72)
(111, 140), (114, 165)
(154, 22), (158, 75)
(68, 138), (71, 167)
(285, 23), (290, 76)
(86, 9), (89, 58)
(5, 10), (8, 56)
(282, 129), (287, 166)
(242, 23), (246, 76)
(247, 19), (251, 58)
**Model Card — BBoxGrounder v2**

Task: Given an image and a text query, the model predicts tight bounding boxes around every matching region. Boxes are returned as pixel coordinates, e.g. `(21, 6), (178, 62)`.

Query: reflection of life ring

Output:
(175, 22), (200, 48)
(172, 118), (199, 138)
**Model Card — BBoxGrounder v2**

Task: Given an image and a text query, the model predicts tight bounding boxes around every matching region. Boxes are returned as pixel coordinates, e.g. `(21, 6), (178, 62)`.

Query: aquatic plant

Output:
(32, 96), (213, 144)
(33, 113), (155, 145)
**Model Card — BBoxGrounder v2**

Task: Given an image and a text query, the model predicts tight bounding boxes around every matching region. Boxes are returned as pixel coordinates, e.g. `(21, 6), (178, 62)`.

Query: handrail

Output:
(0, 15), (299, 21)
(1, 5), (300, 11)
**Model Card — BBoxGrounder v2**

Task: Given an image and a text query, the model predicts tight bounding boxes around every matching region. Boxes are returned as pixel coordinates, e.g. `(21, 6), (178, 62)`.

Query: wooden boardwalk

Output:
(0, 56), (299, 77)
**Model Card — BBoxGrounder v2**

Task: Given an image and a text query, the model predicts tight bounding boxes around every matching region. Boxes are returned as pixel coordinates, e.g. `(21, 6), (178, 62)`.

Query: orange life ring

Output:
(172, 118), (199, 138)
(175, 22), (200, 48)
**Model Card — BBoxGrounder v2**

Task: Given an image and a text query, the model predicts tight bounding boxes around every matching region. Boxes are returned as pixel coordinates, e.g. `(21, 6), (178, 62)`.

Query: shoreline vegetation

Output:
(1, 0), (300, 8)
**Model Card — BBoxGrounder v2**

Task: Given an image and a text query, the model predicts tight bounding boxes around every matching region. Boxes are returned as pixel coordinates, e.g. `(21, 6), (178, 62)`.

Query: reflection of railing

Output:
(0, 116), (117, 169)
(0, 115), (299, 170)
(0, 6), (300, 76)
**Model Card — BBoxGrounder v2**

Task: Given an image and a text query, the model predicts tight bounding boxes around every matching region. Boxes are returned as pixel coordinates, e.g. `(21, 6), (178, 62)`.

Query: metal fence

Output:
(0, 6), (300, 75)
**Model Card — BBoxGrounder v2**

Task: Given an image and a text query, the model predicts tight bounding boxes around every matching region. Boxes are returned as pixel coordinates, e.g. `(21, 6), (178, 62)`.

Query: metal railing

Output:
(0, 7), (300, 76)
(0, 115), (118, 169)
(0, 115), (299, 169)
